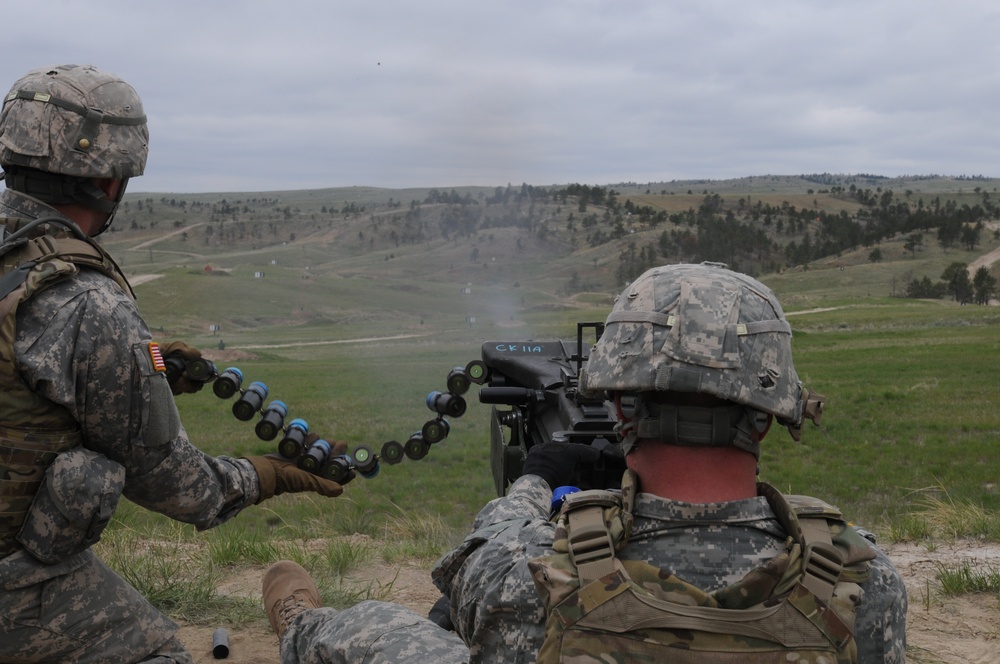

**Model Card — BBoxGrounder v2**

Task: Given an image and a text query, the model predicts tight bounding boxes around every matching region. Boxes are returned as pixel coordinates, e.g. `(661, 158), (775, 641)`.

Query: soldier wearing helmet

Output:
(261, 263), (907, 664)
(579, 261), (826, 501)
(0, 65), (346, 663)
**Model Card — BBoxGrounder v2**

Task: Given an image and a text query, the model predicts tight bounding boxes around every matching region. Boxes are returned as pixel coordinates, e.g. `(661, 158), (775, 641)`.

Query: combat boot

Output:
(262, 560), (321, 639)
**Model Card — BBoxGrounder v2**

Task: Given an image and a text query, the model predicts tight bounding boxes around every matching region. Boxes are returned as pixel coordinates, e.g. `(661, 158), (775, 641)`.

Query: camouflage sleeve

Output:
(469, 474), (552, 529)
(853, 545), (908, 663)
(430, 475), (553, 663)
(15, 271), (259, 528)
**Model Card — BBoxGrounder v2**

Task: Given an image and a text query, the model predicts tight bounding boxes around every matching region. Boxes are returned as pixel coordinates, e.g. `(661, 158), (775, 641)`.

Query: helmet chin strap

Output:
(91, 177), (128, 236)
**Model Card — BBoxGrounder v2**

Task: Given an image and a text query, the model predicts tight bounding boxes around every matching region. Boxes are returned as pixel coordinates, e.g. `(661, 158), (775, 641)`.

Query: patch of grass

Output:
(207, 526), (282, 566)
(323, 536), (376, 576)
(891, 487), (1000, 542)
(936, 562), (1000, 596)
(381, 508), (457, 562)
(318, 576), (393, 610)
(97, 528), (257, 625)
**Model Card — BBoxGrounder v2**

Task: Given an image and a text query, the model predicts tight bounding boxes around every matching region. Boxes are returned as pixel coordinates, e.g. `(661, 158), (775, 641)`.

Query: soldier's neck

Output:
(628, 444), (758, 503)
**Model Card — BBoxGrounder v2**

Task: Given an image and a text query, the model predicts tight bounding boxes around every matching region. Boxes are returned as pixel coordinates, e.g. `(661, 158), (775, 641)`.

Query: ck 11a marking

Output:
(493, 343), (547, 353)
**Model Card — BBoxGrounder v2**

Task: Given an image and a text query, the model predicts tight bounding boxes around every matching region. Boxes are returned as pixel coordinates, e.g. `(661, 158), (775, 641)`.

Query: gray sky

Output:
(4, 1), (999, 193)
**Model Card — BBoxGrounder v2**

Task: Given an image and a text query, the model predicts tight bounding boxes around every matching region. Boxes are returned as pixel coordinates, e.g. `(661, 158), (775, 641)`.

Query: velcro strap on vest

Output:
(567, 504), (617, 586)
(801, 542), (843, 604)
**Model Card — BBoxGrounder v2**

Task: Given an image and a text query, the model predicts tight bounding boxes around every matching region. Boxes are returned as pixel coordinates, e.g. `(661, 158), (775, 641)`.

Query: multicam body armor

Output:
(0, 215), (132, 557)
(529, 472), (875, 664)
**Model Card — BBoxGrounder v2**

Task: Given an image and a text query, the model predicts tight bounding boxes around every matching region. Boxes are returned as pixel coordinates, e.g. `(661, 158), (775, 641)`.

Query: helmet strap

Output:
(615, 392), (766, 459)
(90, 177), (128, 236)
(4, 166), (123, 234)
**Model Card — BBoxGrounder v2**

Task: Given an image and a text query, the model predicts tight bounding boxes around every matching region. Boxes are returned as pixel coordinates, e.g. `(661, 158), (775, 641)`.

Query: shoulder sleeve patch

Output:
(147, 341), (166, 373)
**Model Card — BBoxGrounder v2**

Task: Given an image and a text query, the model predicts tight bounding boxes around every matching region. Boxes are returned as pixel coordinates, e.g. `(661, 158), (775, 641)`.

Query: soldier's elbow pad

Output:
(17, 447), (125, 565)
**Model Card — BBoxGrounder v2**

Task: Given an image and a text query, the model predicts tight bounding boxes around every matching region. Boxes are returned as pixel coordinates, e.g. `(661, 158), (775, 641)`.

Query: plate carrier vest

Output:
(529, 471), (875, 664)
(0, 218), (133, 556)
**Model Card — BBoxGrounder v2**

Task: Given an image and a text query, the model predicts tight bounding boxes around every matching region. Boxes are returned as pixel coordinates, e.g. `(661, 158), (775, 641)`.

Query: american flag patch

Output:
(148, 342), (166, 372)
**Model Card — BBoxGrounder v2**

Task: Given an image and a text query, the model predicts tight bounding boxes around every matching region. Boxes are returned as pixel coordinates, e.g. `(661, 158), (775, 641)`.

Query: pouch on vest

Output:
(16, 447), (125, 564)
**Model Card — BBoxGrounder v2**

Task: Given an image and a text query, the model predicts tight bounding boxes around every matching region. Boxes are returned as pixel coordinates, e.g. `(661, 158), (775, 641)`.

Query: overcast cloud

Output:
(3, 1), (999, 193)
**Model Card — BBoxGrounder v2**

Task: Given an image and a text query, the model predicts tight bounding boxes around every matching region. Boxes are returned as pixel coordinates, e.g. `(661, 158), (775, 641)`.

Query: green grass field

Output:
(145, 293), (1000, 534)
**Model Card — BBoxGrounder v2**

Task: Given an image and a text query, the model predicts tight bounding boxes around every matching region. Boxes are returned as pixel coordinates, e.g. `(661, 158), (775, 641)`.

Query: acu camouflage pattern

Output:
(281, 601), (468, 664)
(0, 64), (148, 179)
(529, 472), (874, 663)
(0, 190), (260, 662)
(16, 446), (125, 564)
(580, 263), (822, 439)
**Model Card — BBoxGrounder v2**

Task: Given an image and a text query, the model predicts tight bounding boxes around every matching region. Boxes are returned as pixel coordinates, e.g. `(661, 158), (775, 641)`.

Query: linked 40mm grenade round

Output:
(213, 367), (243, 399)
(421, 418), (450, 444)
(255, 401), (288, 441)
(186, 357), (218, 383)
(350, 445), (380, 477)
(446, 366), (471, 395)
(426, 391), (466, 418)
(322, 455), (354, 483)
(464, 359), (488, 384)
(380, 440), (404, 465)
(300, 438), (333, 472)
(404, 433), (430, 460)
(233, 381), (268, 421)
(278, 419), (310, 459)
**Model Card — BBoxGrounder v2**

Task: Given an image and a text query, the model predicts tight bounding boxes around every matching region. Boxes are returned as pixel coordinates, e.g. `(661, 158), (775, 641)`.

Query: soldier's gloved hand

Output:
(245, 451), (346, 504)
(522, 442), (602, 490)
(159, 340), (204, 395)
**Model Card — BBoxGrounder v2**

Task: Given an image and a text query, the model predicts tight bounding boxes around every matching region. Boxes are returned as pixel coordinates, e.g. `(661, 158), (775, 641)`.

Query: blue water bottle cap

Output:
(550, 485), (581, 514)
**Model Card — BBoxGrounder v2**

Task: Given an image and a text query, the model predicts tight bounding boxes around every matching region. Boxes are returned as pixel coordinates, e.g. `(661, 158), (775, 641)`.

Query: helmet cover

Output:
(581, 263), (813, 430)
(0, 64), (148, 179)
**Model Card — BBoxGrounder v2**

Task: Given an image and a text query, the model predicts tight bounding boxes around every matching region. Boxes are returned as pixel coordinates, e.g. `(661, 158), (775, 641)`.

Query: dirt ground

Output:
(175, 539), (1000, 663)
(177, 559), (440, 663)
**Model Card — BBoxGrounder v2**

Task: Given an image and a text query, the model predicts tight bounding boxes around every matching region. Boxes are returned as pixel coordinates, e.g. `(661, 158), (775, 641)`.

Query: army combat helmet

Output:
(0, 64), (148, 231)
(580, 263), (824, 458)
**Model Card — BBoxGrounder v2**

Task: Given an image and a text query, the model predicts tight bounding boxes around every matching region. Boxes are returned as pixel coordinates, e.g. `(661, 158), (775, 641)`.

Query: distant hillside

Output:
(100, 174), (1000, 341)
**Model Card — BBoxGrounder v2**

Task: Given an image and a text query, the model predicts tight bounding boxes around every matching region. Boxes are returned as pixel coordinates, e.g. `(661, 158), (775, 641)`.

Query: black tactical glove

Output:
(245, 436), (349, 504)
(159, 340), (205, 395)
(521, 442), (603, 490)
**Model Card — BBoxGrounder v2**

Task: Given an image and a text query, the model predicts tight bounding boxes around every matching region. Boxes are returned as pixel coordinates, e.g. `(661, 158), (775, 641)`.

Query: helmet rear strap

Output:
(4, 166), (117, 213)
(617, 392), (765, 459)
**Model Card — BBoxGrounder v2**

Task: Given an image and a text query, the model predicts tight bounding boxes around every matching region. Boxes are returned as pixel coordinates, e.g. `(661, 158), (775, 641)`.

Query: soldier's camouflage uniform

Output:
(0, 190), (262, 663)
(281, 473), (907, 663)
